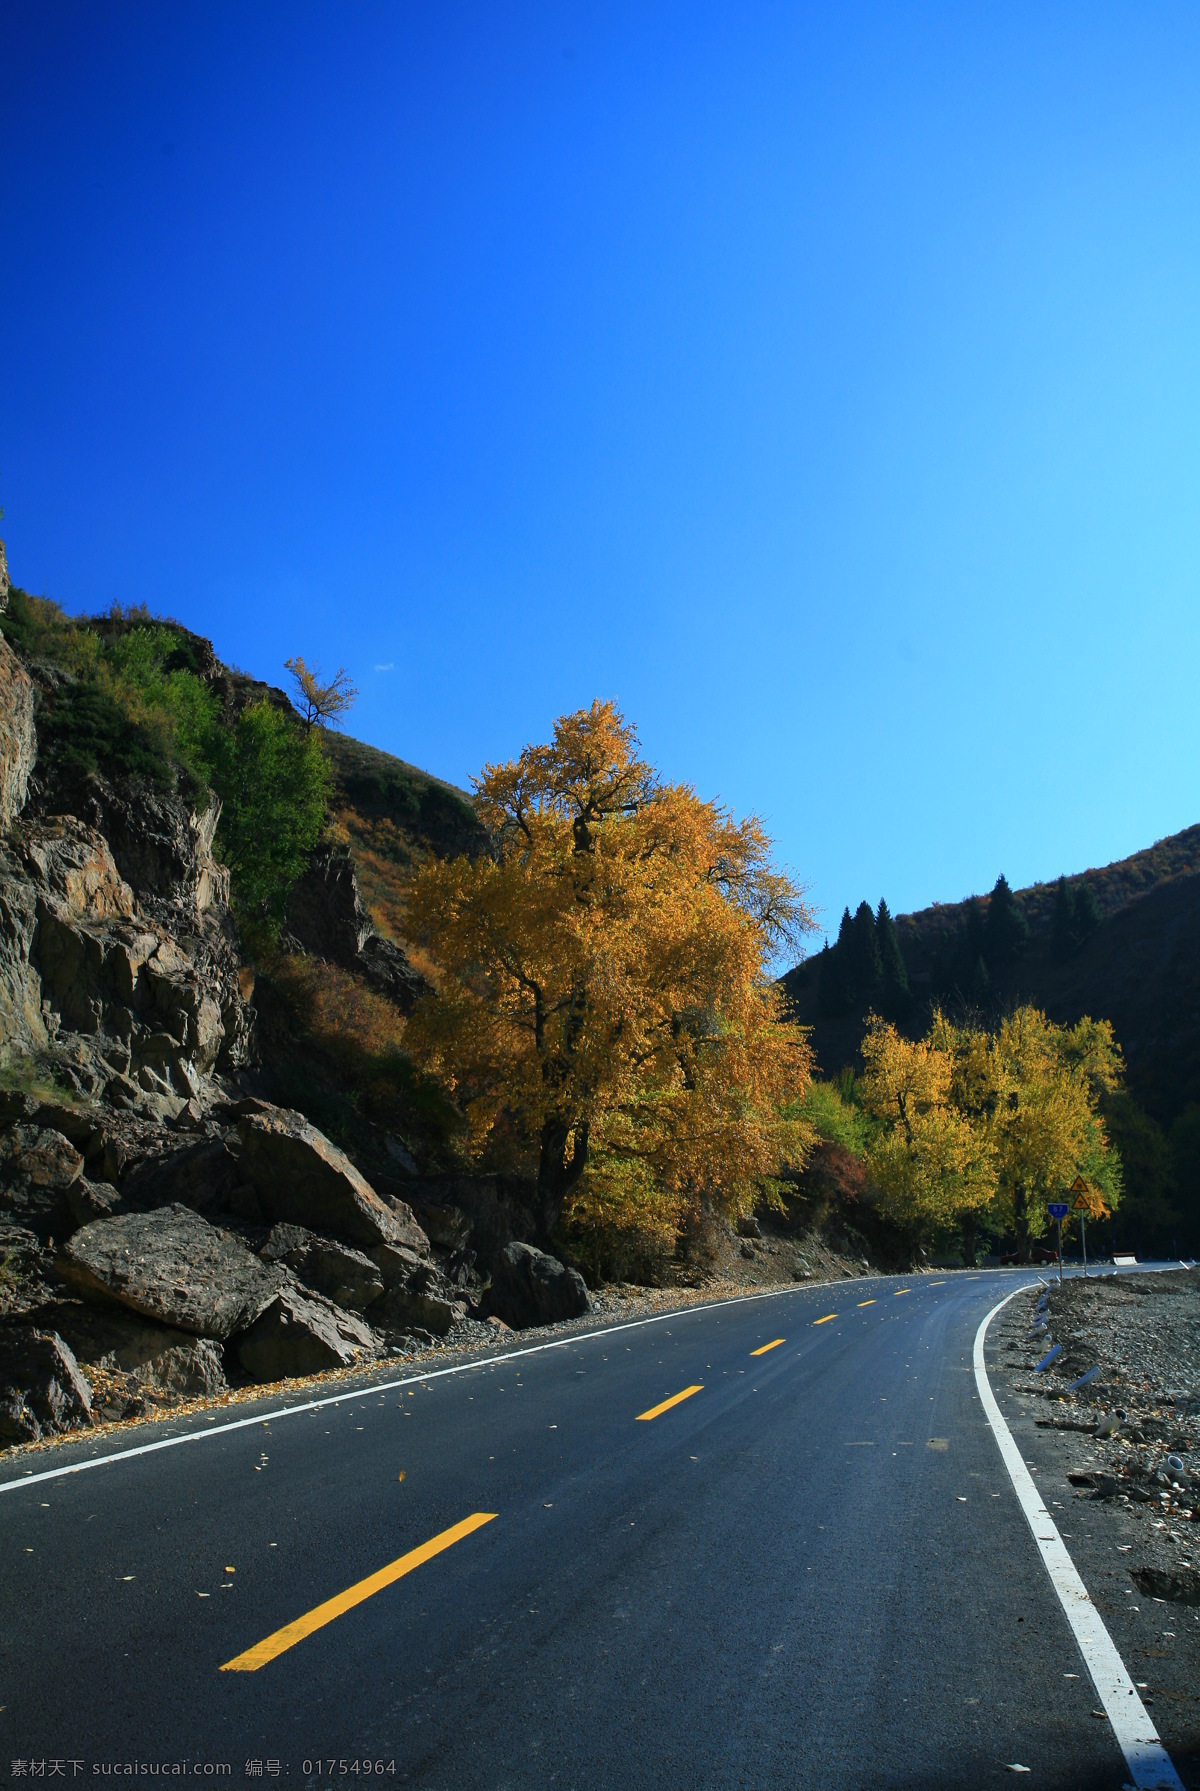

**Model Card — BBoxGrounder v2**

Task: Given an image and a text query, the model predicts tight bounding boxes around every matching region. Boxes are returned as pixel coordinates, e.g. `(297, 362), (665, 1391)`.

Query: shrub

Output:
(208, 701), (329, 928)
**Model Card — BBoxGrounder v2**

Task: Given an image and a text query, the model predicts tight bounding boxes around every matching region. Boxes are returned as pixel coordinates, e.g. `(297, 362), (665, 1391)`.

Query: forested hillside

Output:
(783, 842), (1200, 1251)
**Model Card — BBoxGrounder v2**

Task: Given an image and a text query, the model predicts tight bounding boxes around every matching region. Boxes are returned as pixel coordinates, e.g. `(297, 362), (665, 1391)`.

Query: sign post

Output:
(1070, 1176), (1091, 1279)
(1047, 1201), (1069, 1286)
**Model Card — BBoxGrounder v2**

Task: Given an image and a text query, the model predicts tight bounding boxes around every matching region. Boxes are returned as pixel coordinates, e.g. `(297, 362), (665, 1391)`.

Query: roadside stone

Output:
(235, 1105), (431, 1254)
(234, 1284), (380, 1381)
(487, 1242), (591, 1331)
(378, 1284), (466, 1337)
(57, 1203), (278, 1339)
(367, 1242), (428, 1287)
(259, 1224), (385, 1311)
(1131, 1566), (1200, 1605)
(41, 1301), (228, 1397)
(0, 1325), (93, 1443)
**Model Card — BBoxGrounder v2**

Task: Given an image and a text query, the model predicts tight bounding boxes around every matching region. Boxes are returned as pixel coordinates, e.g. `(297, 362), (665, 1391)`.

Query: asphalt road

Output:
(0, 1269), (1163, 1789)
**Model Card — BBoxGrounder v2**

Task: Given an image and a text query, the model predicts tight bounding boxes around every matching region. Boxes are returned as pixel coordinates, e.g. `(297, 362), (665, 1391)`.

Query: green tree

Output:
(985, 873), (1029, 962)
(876, 897), (910, 1018)
(1102, 1092), (1177, 1253)
(818, 908), (855, 1017)
(849, 900), (882, 999)
(1169, 1104), (1200, 1251)
(1051, 876), (1076, 964)
(209, 701), (330, 927)
(1071, 878), (1101, 951)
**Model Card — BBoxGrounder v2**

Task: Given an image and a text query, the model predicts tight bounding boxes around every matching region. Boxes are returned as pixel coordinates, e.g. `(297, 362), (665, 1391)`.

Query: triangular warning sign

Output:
(1069, 1175), (1088, 1194)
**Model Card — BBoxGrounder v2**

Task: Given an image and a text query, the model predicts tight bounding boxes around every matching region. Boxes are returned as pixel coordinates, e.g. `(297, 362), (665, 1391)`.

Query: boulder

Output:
(378, 1285), (466, 1337)
(0, 1124), (84, 1189)
(42, 1302), (228, 1399)
(121, 1136), (262, 1224)
(65, 1175), (122, 1228)
(57, 1204), (278, 1339)
(379, 1194), (432, 1254)
(259, 1223), (385, 1311)
(0, 1126), (85, 1242)
(126, 1336), (226, 1397)
(234, 1284), (380, 1381)
(0, 1325), (93, 1443)
(235, 1106), (431, 1254)
(487, 1242), (591, 1331)
(367, 1242), (428, 1287)
(409, 1200), (472, 1252)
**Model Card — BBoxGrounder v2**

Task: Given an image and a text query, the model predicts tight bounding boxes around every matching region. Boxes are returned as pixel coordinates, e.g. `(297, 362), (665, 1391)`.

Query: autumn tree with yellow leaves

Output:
(403, 701), (816, 1257)
(858, 1019), (996, 1253)
(853, 1006), (1123, 1262)
(982, 1008), (1122, 1257)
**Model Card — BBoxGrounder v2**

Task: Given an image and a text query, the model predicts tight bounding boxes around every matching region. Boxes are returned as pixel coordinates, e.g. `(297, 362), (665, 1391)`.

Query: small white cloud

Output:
(374, 662), (395, 672)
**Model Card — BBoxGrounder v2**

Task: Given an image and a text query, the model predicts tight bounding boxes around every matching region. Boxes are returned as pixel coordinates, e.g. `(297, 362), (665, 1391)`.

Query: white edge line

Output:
(973, 1290), (1184, 1791)
(0, 1276), (890, 1495)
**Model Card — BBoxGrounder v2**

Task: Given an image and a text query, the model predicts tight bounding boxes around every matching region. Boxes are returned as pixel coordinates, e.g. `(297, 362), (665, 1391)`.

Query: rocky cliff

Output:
(0, 561), (587, 1451)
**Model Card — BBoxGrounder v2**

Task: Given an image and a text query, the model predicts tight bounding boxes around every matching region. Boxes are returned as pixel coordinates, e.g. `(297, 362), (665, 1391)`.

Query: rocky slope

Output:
(0, 550), (589, 1450)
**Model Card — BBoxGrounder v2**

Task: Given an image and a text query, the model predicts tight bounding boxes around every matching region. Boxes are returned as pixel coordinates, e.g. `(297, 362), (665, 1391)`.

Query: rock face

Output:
(0, 1326), (93, 1443)
(0, 632), (35, 828)
(259, 1223), (385, 1311)
(79, 777), (231, 920)
(57, 1204), (278, 1339)
(487, 1242), (591, 1330)
(0, 814), (251, 1112)
(286, 842), (426, 1011)
(236, 1106), (431, 1253)
(234, 1284), (380, 1379)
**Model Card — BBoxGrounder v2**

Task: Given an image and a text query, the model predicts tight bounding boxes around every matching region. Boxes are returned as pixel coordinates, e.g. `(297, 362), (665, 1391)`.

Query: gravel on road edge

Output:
(985, 1269), (1200, 1786)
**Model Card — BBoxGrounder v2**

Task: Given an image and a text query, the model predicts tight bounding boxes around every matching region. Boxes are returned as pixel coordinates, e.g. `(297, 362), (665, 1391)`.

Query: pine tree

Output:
(818, 909), (855, 1016)
(876, 897), (910, 1017)
(1050, 876), (1076, 964)
(849, 899), (882, 1000)
(985, 873), (1029, 962)
(1071, 878), (1101, 950)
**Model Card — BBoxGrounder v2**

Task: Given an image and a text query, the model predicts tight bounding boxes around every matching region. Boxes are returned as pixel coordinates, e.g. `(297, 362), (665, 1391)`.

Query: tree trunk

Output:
(1012, 1182), (1030, 1263)
(960, 1211), (978, 1269)
(535, 1118), (589, 1245)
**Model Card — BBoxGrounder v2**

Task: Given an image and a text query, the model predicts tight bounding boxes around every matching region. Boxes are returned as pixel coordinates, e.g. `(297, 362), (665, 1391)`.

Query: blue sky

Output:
(3, 4), (1199, 948)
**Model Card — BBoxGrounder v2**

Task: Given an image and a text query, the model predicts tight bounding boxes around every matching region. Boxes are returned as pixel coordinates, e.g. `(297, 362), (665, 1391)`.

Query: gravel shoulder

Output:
(984, 1268), (1200, 1786)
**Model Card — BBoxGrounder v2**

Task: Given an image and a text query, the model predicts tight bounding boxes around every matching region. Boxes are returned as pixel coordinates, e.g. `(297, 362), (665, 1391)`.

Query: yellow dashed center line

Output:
(857, 1299), (875, 1307)
(219, 1513), (497, 1672)
(750, 1339), (785, 1356)
(636, 1385), (703, 1421)
(893, 1288), (911, 1296)
(812, 1314), (837, 1326)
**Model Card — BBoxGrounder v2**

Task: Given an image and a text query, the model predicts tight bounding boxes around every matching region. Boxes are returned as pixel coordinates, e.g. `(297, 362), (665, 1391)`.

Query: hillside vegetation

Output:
(784, 839), (1200, 1253)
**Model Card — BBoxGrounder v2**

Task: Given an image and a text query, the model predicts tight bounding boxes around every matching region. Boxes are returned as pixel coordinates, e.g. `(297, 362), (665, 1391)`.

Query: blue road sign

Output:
(1047, 1202), (1069, 1220)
